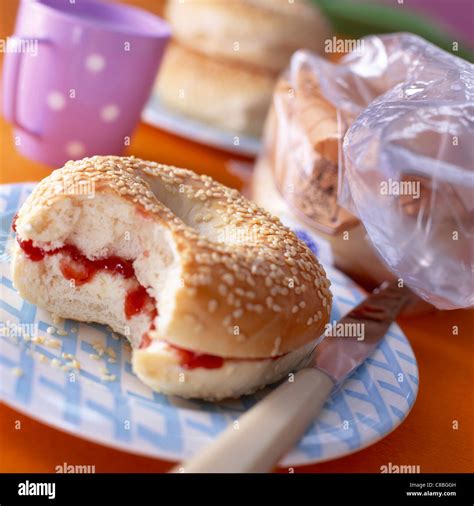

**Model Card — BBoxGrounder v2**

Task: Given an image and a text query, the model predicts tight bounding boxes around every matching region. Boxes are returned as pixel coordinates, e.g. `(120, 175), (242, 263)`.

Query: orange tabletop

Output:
(1, 113), (473, 474)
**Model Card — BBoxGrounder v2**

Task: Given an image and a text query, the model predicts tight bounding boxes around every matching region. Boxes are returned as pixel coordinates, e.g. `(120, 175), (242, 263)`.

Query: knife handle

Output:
(173, 368), (334, 473)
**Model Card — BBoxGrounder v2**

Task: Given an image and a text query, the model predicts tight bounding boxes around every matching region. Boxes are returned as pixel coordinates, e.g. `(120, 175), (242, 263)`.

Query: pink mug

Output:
(2, 0), (170, 167)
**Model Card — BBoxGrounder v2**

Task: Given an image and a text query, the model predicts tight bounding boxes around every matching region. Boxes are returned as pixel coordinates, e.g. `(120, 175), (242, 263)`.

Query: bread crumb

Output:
(105, 347), (116, 359)
(45, 338), (61, 349)
(101, 374), (116, 382)
(38, 354), (48, 364)
(66, 360), (80, 370)
(92, 342), (105, 356)
(12, 367), (23, 377)
(51, 313), (63, 325)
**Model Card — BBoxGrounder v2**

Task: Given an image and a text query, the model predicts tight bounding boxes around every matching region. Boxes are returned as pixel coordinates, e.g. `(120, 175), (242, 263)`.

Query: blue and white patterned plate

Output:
(0, 183), (418, 466)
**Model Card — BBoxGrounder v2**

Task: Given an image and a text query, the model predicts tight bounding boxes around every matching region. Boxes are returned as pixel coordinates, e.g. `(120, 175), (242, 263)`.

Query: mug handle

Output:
(2, 36), (50, 137)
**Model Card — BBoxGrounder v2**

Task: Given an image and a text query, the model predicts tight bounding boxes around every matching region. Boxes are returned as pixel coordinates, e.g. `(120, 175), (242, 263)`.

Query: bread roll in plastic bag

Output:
(283, 34), (473, 309)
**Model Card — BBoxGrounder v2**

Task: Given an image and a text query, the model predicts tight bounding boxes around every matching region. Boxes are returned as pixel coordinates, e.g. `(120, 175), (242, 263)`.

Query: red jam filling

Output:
(125, 286), (157, 320)
(12, 212), (18, 232)
(139, 318), (157, 349)
(17, 240), (135, 285)
(15, 231), (156, 323)
(139, 333), (153, 350)
(168, 344), (224, 370)
(161, 343), (286, 370)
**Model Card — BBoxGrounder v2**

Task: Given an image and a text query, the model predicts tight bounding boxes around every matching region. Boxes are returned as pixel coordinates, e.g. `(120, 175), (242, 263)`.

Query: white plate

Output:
(142, 95), (261, 157)
(0, 183), (418, 466)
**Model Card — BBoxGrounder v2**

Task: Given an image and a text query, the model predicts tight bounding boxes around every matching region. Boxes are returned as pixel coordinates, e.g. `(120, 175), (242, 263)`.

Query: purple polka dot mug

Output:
(2, 0), (170, 167)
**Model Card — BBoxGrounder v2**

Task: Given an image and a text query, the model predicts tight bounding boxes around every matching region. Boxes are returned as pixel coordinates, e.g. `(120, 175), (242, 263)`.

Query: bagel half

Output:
(165, 0), (332, 73)
(155, 41), (275, 137)
(11, 156), (332, 399)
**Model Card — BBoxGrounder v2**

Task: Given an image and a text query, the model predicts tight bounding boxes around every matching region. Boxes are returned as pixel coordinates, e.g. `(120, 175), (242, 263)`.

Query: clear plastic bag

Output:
(259, 33), (473, 309)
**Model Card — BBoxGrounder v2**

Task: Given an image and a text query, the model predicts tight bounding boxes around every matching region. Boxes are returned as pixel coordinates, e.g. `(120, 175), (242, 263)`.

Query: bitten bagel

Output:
(11, 156), (332, 399)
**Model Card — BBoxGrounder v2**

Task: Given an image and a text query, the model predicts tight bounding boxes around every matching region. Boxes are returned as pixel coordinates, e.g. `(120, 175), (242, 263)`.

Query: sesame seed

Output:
(218, 284), (228, 296)
(208, 299), (218, 313)
(233, 308), (243, 319)
(271, 337), (282, 357)
(222, 273), (234, 286)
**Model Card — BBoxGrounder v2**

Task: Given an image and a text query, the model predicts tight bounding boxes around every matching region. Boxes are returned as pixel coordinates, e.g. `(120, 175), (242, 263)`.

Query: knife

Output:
(174, 280), (414, 473)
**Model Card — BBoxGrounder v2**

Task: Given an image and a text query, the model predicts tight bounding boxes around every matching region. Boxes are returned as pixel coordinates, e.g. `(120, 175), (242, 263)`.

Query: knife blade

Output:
(313, 280), (414, 384)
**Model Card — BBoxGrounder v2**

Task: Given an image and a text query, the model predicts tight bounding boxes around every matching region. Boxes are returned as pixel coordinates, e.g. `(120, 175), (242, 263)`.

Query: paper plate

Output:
(0, 183), (418, 466)
(142, 95), (261, 157)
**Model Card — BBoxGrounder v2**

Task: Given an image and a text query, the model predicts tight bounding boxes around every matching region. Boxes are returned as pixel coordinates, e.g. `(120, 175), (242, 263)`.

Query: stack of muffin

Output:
(155, 0), (332, 137)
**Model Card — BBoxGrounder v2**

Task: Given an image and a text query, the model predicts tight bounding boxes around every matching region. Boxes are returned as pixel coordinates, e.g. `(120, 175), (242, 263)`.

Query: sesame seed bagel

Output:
(11, 156), (332, 399)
